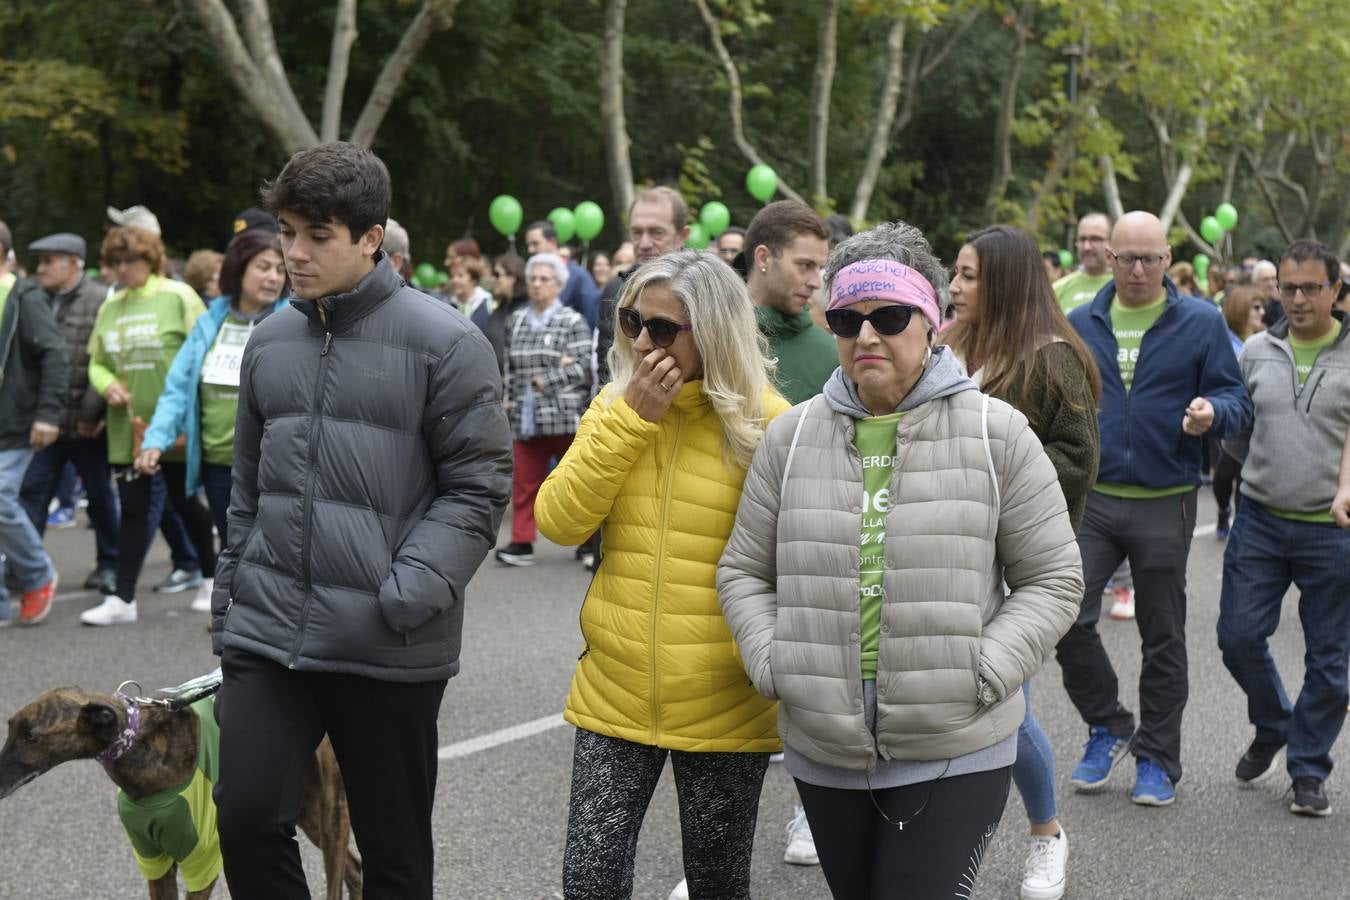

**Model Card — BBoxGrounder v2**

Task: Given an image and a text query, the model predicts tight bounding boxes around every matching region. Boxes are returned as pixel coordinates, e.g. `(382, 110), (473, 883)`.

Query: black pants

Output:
(1209, 436), (1242, 513)
(1055, 490), (1197, 782)
(795, 767), (1012, 900)
(563, 727), (768, 900)
(114, 462), (216, 601)
(214, 648), (448, 900)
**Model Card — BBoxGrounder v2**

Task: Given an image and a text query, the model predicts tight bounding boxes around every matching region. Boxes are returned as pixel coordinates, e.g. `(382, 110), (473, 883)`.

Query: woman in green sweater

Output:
(945, 224), (1101, 900)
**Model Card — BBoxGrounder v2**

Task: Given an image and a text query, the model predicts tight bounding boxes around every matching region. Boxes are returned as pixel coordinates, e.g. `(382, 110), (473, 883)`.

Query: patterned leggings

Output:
(562, 727), (769, 900)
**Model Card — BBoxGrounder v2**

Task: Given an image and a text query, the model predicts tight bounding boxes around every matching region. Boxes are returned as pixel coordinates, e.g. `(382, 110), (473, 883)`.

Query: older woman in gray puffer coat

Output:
(718, 222), (1083, 900)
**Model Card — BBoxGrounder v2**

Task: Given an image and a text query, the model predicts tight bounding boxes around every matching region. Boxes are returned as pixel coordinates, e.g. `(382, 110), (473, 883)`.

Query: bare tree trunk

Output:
(599, 0), (634, 224)
(1024, 125), (1076, 235)
(1153, 113), (1205, 233)
(348, 1), (460, 147)
(692, 0), (805, 204)
(321, 0), (359, 144)
(1099, 153), (1124, 221)
(1174, 211), (1222, 260)
(849, 17), (906, 222)
(983, 4), (1030, 223)
(239, 0), (314, 134)
(807, 0), (840, 209)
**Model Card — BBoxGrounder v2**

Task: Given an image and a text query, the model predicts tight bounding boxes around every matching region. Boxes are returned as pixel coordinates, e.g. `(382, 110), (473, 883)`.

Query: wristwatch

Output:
(976, 677), (998, 708)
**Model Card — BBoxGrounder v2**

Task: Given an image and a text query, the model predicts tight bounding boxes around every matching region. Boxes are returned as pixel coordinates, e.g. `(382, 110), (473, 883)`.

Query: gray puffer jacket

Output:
(719, 351), (1082, 770)
(211, 256), (512, 682)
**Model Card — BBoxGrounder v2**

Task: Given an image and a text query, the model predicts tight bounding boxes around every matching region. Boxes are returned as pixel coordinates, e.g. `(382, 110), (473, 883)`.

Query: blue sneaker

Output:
(1132, 758), (1176, 806)
(46, 507), (76, 529)
(1070, 725), (1132, 791)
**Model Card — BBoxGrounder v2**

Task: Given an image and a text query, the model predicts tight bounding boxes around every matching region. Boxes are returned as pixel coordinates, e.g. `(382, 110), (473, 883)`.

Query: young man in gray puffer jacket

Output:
(210, 143), (511, 899)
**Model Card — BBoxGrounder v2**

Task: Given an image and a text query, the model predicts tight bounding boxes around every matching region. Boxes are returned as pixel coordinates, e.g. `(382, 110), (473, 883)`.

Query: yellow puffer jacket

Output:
(537, 381), (790, 752)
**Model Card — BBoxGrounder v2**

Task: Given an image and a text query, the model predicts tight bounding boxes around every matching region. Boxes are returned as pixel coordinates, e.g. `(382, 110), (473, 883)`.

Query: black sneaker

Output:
(83, 567), (117, 595)
(495, 543), (534, 567)
(1235, 738), (1285, 784)
(1290, 777), (1331, 817)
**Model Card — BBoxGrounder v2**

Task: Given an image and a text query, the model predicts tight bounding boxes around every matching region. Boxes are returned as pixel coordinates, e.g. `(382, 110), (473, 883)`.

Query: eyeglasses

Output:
(825, 305), (915, 338)
(1278, 281), (1332, 299)
(617, 307), (692, 348)
(1108, 251), (1167, 270)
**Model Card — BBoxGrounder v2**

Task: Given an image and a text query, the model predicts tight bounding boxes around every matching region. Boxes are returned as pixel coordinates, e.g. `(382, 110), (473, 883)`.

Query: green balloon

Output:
(573, 201), (605, 242)
(1058, 250), (1073, 269)
(686, 222), (709, 249)
(746, 164), (777, 203)
(700, 201), (731, 238)
(489, 195), (523, 237)
(414, 262), (437, 286)
(1192, 254), (1210, 273)
(1214, 203), (1238, 231)
(1199, 216), (1223, 244)
(435, 271), (450, 286)
(548, 207), (576, 244)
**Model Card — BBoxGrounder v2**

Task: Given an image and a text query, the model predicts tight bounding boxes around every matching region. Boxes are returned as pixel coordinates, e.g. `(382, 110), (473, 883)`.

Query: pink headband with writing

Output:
(828, 259), (941, 331)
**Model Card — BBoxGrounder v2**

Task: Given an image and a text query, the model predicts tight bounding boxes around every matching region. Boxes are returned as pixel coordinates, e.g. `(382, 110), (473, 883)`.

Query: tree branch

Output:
(1158, 114), (1205, 232)
(598, 0), (634, 224)
(238, 0), (315, 139)
(849, 15), (906, 222)
(1243, 148), (1296, 244)
(691, 0), (805, 204)
(1174, 211), (1221, 260)
(984, 3), (1031, 222)
(321, 0), (359, 144)
(807, 0), (840, 208)
(348, 0), (460, 148)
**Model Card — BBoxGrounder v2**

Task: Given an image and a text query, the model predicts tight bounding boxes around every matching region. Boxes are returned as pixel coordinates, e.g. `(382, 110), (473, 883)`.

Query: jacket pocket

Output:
(377, 561), (454, 635)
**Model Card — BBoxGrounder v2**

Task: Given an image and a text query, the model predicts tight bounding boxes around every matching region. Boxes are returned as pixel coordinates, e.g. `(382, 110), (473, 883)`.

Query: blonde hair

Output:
(606, 250), (778, 468)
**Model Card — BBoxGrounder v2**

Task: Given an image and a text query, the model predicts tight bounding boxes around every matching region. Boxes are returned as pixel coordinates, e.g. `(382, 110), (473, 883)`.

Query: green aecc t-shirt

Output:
(198, 314), (253, 466)
(855, 413), (904, 681)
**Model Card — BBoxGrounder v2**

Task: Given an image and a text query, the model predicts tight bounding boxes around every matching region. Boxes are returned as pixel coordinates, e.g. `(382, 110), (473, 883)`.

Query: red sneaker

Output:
(19, 575), (57, 626)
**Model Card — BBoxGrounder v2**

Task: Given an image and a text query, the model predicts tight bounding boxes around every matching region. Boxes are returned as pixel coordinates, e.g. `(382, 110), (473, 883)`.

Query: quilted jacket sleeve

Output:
(378, 328), (513, 634)
(535, 393), (659, 546)
(979, 406), (1084, 701)
(716, 412), (792, 700)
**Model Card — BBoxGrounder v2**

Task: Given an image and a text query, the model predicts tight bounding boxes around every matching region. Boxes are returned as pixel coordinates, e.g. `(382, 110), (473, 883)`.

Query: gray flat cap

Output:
(28, 233), (87, 259)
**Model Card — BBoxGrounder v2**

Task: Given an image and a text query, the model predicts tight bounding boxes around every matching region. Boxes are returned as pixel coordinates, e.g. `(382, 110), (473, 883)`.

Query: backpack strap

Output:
(780, 396), (816, 506)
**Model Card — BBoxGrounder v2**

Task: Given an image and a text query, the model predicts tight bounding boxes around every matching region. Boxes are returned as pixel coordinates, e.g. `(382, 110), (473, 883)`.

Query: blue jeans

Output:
(1217, 500), (1350, 781)
(0, 447), (55, 608)
(19, 439), (119, 570)
(1013, 680), (1057, 825)
(201, 461), (233, 541)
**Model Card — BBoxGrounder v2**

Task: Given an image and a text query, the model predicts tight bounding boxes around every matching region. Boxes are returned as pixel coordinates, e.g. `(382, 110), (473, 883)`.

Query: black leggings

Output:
(795, 766), (1013, 900)
(115, 462), (216, 601)
(1210, 436), (1243, 513)
(562, 727), (768, 900)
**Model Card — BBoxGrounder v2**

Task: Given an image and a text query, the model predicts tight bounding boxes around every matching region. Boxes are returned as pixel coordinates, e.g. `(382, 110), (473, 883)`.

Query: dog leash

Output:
(113, 668), (223, 713)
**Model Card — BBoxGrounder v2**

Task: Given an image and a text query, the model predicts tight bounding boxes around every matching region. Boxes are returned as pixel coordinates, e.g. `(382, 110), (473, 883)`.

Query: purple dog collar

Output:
(97, 693), (141, 765)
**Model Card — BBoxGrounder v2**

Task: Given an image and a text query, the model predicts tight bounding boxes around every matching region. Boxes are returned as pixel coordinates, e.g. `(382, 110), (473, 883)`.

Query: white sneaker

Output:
(80, 595), (138, 626)
(768, 751), (785, 763)
(1021, 829), (1068, 900)
(1108, 587), (1135, 620)
(190, 577), (215, 613)
(668, 878), (689, 900)
(783, 805), (819, 865)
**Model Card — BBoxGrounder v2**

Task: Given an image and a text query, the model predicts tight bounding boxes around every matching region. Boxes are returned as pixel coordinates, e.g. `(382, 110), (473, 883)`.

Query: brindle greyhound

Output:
(0, 686), (363, 899)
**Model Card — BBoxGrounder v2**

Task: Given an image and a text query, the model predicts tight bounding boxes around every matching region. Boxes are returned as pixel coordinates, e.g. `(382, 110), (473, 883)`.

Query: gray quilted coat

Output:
(718, 375), (1082, 770)
(210, 256), (512, 682)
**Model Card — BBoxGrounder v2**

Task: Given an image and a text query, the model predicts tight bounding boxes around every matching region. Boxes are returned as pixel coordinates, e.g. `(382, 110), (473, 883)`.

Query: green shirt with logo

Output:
(1053, 271), (1113, 313)
(1094, 294), (1192, 500)
(87, 274), (203, 464)
(855, 412), (903, 681)
(198, 313), (253, 467)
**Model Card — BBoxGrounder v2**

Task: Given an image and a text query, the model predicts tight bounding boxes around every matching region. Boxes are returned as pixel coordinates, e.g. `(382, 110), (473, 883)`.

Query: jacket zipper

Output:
(1304, 370), (1325, 413)
(648, 412), (682, 743)
(288, 328), (333, 668)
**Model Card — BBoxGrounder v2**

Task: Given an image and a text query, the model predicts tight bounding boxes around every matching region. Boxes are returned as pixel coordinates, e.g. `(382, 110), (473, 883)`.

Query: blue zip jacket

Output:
(144, 295), (289, 493)
(1068, 276), (1251, 490)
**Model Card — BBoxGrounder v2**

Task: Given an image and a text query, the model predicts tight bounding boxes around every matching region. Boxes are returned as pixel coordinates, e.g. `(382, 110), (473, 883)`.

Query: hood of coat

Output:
(755, 305), (816, 340)
(823, 344), (977, 419)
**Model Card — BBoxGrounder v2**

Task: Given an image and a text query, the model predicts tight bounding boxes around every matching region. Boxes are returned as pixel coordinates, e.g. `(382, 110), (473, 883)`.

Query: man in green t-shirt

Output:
(1053, 212), (1114, 313)
(1217, 240), (1350, 818)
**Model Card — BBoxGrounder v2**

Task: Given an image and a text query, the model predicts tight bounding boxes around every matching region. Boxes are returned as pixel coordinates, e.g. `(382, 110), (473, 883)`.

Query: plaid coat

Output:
(505, 304), (592, 439)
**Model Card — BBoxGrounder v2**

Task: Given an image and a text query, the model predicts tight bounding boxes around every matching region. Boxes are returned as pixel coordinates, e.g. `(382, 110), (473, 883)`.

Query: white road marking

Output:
(437, 713), (568, 760)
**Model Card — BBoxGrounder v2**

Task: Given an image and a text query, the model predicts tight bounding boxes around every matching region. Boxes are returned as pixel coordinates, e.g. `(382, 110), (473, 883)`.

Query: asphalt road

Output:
(0, 494), (1345, 899)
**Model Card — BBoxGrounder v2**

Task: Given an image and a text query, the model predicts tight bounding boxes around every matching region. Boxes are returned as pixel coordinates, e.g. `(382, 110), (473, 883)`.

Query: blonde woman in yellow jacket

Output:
(537, 250), (788, 899)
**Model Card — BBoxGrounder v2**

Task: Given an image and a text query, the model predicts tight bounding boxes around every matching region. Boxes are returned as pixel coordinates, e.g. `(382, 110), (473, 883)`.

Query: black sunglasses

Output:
(825, 305), (915, 338)
(617, 307), (692, 348)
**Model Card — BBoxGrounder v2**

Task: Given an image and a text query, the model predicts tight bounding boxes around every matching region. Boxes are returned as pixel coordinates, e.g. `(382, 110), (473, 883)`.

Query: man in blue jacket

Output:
(1058, 211), (1252, 807)
(525, 220), (600, 330)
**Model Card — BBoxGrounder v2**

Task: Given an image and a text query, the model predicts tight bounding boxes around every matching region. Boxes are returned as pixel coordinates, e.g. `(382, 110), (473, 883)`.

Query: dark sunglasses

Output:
(825, 305), (915, 338)
(618, 307), (692, 348)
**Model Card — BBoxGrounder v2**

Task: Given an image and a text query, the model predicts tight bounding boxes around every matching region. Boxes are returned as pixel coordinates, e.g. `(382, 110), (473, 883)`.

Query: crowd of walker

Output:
(1, 141), (1349, 899)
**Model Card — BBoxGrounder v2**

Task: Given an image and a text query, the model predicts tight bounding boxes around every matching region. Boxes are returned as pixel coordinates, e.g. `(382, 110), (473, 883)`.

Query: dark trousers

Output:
(1056, 489), (1197, 782)
(114, 463), (216, 601)
(563, 728), (768, 900)
(1217, 501), (1350, 781)
(201, 461), (233, 541)
(150, 472), (201, 572)
(795, 767), (1012, 900)
(215, 648), (448, 900)
(1210, 436), (1243, 513)
(19, 439), (119, 569)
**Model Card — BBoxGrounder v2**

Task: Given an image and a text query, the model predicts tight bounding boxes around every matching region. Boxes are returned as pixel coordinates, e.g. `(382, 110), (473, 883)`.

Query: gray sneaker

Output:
(154, 568), (203, 593)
